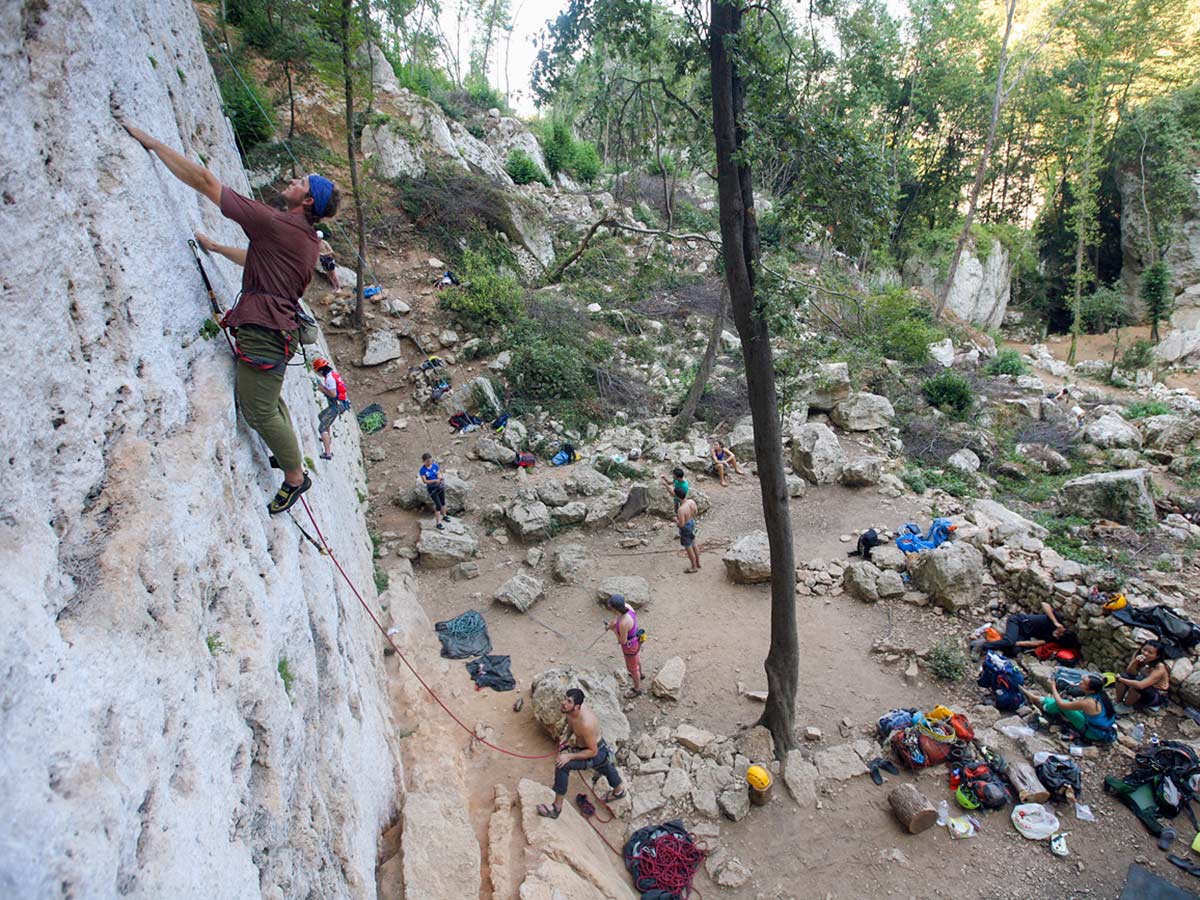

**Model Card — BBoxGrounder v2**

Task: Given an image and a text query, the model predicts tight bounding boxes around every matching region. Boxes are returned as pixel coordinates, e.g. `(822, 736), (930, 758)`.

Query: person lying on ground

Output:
(710, 440), (743, 486)
(419, 453), (449, 530)
(1020, 675), (1117, 744)
(120, 119), (340, 515)
(660, 467), (689, 511)
(537, 688), (625, 818)
(1114, 640), (1170, 714)
(607, 595), (643, 697)
(970, 602), (1079, 657)
(315, 230), (340, 291)
(676, 489), (700, 574)
(312, 357), (349, 460)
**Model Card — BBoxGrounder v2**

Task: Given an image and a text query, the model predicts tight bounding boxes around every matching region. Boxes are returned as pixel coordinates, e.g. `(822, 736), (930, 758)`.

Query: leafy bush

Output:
(1121, 339), (1156, 372)
(1125, 400), (1172, 419)
(864, 288), (944, 364)
(218, 69), (276, 149)
(901, 468), (928, 494)
(572, 141), (601, 183)
(392, 58), (455, 98)
(506, 149), (551, 187)
(536, 119), (599, 182)
(440, 249), (524, 330)
(928, 639), (968, 680)
(1141, 261), (1172, 333)
(503, 319), (593, 403)
(922, 371), (974, 416)
(465, 75), (509, 113)
(1079, 285), (1134, 334)
(985, 348), (1028, 377)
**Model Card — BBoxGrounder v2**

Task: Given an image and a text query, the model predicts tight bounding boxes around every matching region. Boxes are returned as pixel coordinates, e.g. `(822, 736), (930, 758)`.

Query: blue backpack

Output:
(978, 651), (1026, 712)
(895, 518), (955, 553)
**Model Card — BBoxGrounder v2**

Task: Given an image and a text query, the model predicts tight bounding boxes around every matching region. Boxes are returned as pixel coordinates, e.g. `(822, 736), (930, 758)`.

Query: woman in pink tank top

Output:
(607, 595), (643, 696)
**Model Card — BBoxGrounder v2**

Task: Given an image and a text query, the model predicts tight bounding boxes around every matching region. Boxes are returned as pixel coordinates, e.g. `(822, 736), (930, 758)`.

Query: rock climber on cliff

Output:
(119, 120), (340, 514)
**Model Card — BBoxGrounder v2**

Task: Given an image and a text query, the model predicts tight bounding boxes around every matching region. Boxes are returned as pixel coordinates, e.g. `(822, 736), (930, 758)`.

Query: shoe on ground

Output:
(436, 522), (445, 530)
(320, 452), (333, 460)
(267, 474), (312, 515)
(1114, 702), (1134, 715)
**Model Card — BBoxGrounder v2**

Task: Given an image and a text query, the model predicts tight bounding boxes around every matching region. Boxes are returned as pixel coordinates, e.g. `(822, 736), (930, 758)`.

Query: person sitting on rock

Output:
(315, 230), (341, 292)
(1021, 675), (1117, 744)
(419, 452), (448, 530)
(120, 120), (340, 515)
(1114, 640), (1170, 714)
(710, 440), (743, 486)
(607, 595), (643, 697)
(677, 488), (701, 574)
(660, 466), (689, 511)
(537, 688), (625, 818)
(970, 602), (1079, 657)
(312, 357), (349, 460)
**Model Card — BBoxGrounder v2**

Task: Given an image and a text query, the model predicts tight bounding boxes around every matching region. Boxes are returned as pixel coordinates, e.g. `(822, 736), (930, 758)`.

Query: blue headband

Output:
(308, 174), (334, 218)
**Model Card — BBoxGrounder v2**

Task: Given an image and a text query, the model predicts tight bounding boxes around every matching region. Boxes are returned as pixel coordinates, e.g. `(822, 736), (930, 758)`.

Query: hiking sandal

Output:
(267, 474), (312, 515)
(536, 803), (560, 819)
(319, 452), (333, 460)
(602, 788), (626, 803)
(1167, 854), (1200, 877)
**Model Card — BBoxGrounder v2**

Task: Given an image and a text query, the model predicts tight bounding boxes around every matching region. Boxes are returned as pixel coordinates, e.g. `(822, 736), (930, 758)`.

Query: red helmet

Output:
(312, 357), (330, 371)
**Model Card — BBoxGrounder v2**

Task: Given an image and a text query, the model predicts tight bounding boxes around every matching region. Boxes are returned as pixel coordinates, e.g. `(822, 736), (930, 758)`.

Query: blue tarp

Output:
(895, 518), (954, 553)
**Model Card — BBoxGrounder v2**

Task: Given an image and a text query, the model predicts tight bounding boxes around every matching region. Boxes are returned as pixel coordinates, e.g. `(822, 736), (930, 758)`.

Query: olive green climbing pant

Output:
(233, 326), (303, 473)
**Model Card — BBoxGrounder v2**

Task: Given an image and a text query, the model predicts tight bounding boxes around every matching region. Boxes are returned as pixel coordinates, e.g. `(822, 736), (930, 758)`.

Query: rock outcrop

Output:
(1060, 469), (1157, 526)
(530, 668), (631, 745)
(1, 3), (401, 896)
(904, 237), (1012, 329)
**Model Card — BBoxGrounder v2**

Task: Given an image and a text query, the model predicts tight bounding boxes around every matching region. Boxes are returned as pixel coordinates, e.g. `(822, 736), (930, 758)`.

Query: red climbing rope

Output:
(630, 833), (707, 900)
(298, 496), (557, 760)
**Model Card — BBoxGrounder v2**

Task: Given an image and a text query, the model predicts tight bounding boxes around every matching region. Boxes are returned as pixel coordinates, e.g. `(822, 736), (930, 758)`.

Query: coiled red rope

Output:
(299, 496), (556, 760)
(630, 833), (708, 899)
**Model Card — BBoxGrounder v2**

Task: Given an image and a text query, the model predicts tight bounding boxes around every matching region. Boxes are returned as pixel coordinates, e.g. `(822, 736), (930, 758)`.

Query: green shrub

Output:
(928, 638), (968, 680)
(922, 371), (974, 416)
(374, 564), (389, 594)
(277, 657), (294, 695)
(539, 119), (574, 177)
(572, 141), (601, 183)
(440, 249), (524, 329)
(392, 59), (455, 98)
(218, 69), (276, 150)
(847, 287), (944, 365)
(1125, 399), (1172, 419)
(1079, 285), (1134, 334)
(505, 149), (551, 186)
(985, 348), (1028, 377)
(1141, 261), (1173, 334)
(503, 320), (592, 403)
(1120, 339), (1155, 372)
(465, 75), (509, 113)
(901, 468), (928, 494)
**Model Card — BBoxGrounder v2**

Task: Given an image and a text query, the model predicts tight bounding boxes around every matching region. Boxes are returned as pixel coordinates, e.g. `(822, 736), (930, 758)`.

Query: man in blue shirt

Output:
(420, 453), (447, 530)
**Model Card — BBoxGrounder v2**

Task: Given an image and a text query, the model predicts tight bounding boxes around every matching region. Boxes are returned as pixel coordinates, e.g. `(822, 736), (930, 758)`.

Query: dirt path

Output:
(317, 282), (1199, 899)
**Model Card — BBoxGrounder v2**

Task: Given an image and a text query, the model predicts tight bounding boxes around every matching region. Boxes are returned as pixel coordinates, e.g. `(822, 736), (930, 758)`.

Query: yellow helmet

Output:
(1103, 594), (1128, 612)
(746, 765), (772, 791)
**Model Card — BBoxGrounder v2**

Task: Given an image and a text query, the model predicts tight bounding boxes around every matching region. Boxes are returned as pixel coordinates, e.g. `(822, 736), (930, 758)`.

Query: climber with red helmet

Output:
(118, 118), (341, 515)
(312, 357), (350, 460)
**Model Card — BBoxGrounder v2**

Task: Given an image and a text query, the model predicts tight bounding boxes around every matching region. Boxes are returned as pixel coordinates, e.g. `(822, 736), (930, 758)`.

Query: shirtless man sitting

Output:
(537, 688), (625, 818)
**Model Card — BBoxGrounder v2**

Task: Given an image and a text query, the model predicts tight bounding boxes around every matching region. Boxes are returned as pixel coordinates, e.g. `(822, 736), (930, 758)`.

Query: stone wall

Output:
(0, 2), (405, 896)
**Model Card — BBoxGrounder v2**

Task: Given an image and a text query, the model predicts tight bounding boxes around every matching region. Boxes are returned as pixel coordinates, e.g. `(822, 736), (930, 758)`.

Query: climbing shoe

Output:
(267, 474), (312, 515)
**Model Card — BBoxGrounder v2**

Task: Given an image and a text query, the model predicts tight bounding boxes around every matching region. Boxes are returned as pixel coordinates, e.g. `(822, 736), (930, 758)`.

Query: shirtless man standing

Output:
(537, 689), (625, 818)
(676, 488), (701, 573)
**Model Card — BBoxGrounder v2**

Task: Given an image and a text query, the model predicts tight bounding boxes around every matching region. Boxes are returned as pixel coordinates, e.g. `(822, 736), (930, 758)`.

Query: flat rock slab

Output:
(416, 519), (479, 568)
(596, 575), (651, 608)
(651, 657), (685, 700)
(723, 531), (772, 584)
(814, 743), (868, 781)
(494, 572), (545, 612)
(402, 789), (481, 900)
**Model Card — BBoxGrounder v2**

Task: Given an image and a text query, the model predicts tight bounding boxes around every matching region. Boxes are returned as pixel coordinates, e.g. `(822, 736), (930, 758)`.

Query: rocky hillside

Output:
(0, 2), (411, 896)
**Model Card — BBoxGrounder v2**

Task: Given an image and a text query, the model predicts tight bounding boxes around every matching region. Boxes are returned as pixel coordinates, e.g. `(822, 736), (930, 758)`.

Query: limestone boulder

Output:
(585, 489), (629, 525)
(1179, 670), (1200, 708)
(947, 448), (981, 474)
(1085, 413), (1143, 450)
(651, 657), (686, 700)
(494, 572), (546, 612)
(362, 121), (425, 179)
(735, 726), (775, 763)
(505, 497), (552, 542)
(475, 435), (517, 466)
(910, 542), (985, 613)
(1060, 469), (1157, 527)
(530, 668), (630, 745)
(647, 485), (712, 520)
(843, 560), (882, 603)
(416, 519), (479, 567)
(361, 330), (403, 366)
(840, 457), (882, 487)
(551, 544), (590, 584)
(728, 416), (756, 457)
(566, 465), (614, 497)
(876, 570), (905, 599)
(967, 498), (1048, 542)
(1016, 442), (1071, 475)
(718, 783), (750, 821)
(551, 501), (588, 526)
(723, 531), (772, 584)
(596, 576), (651, 608)
(465, 376), (504, 419)
(798, 362), (852, 411)
(537, 479), (570, 508)
(904, 238), (1011, 329)
(791, 423), (846, 484)
(395, 471), (471, 515)
(830, 392), (895, 431)
(783, 751), (819, 807)
(1140, 414), (1198, 452)
(402, 789), (481, 900)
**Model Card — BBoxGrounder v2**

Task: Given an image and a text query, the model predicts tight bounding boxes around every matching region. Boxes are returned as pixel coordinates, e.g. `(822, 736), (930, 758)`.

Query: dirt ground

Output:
(315, 277), (1200, 900)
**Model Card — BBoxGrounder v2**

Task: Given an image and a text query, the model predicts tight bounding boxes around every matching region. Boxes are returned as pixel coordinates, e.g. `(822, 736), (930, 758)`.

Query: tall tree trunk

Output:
(935, 0), (1017, 320)
(285, 58), (295, 144)
(668, 284), (728, 440)
(1137, 128), (1161, 342)
(1068, 98), (1100, 366)
(710, 0), (798, 757)
(342, 0), (367, 330)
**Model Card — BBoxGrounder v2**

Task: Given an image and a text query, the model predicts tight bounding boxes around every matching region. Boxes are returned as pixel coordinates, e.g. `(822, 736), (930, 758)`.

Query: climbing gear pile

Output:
(623, 820), (707, 900)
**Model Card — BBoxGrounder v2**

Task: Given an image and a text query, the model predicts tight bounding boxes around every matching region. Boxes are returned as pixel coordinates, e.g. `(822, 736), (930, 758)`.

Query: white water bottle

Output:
(1132, 723), (1146, 743)
(937, 800), (950, 826)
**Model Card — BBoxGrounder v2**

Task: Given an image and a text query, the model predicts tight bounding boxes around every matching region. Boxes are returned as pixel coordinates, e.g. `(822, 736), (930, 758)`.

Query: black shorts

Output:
(427, 484), (446, 511)
(320, 254), (336, 272)
(1136, 686), (1165, 708)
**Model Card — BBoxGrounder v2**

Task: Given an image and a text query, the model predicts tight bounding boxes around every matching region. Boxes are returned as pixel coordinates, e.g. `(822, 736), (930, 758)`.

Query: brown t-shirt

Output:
(219, 187), (319, 332)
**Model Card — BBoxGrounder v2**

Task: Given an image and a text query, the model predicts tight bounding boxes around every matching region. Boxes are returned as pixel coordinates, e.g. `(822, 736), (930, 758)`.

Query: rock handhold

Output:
(723, 531), (773, 584)
(494, 572), (545, 612)
(416, 519), (479, 568)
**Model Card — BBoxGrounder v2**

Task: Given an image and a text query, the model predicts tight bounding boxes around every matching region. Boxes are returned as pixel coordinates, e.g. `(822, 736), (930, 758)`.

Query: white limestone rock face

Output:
(362, 122), (426, 179)
(0, 3), (400, 896)
(904, 238), (1011, 329)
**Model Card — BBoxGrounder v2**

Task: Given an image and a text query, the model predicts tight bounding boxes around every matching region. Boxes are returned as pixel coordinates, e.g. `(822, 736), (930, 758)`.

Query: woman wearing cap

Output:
(119, 119), (340, 515)
(606, 595), (643, 696)
(312, 357), (350, 460)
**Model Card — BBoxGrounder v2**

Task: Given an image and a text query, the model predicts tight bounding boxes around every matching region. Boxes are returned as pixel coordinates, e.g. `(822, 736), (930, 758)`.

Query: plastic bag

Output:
(1074, 803), (1095, 822)
(947, 815), (979, 839)
(1011, 803), (1060, 840)
(998, 723), (1035, 740)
